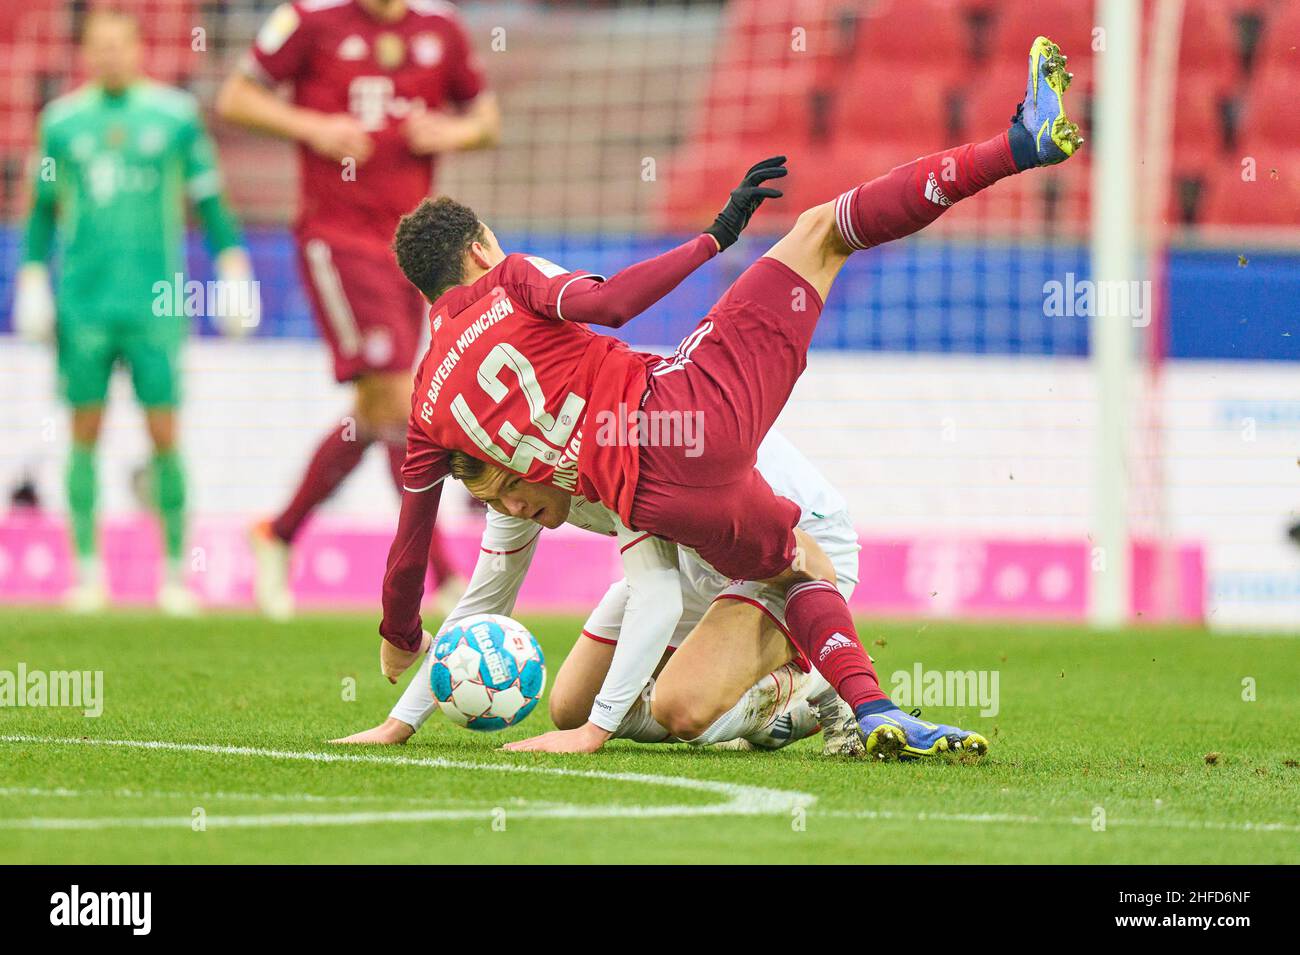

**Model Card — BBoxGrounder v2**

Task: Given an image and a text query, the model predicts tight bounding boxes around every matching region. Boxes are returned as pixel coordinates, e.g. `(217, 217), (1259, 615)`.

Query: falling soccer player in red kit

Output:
(378, 36), (1083, 757)
(217, 0), (498, 618)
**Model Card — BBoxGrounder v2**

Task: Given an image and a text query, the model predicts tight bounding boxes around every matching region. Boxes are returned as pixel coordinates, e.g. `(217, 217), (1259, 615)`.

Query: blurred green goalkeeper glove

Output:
(703, 155), (787, 251)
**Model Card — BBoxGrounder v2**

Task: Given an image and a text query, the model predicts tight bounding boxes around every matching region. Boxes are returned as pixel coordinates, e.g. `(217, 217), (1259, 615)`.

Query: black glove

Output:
(704, 155), (787, 251)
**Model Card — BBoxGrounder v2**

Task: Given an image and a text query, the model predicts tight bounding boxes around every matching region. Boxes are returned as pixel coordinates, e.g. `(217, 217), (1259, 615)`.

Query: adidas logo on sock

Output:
(924, 171), (953, 207)
(768, 714), (794, 740)
(818, 632), (855, 661)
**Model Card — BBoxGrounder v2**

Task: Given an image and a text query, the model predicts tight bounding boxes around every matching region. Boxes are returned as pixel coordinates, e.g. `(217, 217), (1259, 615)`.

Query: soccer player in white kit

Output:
(335, 430), (866, 753)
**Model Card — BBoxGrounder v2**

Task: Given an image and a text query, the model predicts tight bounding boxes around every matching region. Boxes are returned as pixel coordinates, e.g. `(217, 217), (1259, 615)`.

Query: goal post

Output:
(1089, 0), (1141, 628)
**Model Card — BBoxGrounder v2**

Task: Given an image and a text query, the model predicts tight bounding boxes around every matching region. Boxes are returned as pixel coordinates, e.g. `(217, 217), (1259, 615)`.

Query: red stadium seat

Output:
(988, 0), (1097, 62)
(1177, 0), (1245, 76)
(1165, 148), (1216, 225)
(0, 0), (69, 156)
(1238, 64), (1300, 149)
(658, 140), (785, 232)
(664, 0), (1106, 237)
(658, 138), (905, 234)
(776, 139), (920, 217)
(1199, 145), (1300, 226)
(692, 73), (825, 151)
(828, 60), (958, 152)
(1172, 73), (1233, 153)
(959, 55), (1038, 140)
(683, 0), (836, 154)
(854, 0), (967, 64)
(1255, 0), (1300, 73)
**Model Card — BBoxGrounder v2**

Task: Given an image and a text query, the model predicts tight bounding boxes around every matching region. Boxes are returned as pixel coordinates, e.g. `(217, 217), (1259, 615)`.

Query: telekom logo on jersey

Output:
(349, 76), (426, 132)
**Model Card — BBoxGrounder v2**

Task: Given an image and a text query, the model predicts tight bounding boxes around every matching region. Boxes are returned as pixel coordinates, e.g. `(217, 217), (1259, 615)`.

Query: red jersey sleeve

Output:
(379, 481), (444, 650)
(497, 254), (607, 322)
(383, 394), (449, 650)
(245, 2), (313, 85)
(499, 235), (718, 329)
(441, 7), (488, 105)
(400, 414), (450, 491)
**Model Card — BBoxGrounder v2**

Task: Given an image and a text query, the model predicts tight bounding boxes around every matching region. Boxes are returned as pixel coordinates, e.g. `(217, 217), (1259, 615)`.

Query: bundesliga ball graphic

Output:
(430, 614), (546, 731)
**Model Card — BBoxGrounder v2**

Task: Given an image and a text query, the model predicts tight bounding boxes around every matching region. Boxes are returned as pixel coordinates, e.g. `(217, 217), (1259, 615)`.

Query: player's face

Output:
(468, 224), (507, 273)
(473, 469), (572, 529)
(83, 17), (142, 91)
(356, 0), (408, 22)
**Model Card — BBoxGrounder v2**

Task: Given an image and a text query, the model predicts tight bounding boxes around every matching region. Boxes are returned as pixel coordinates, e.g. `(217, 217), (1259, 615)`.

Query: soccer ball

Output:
(430, 614), (546, 731)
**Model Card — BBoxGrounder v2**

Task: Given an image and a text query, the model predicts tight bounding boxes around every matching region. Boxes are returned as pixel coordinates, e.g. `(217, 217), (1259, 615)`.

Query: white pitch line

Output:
(819, 808), (1300, 835)
(0, 735), (815, 830)
(0, 786), (565, 810)
(0, 806), (774, 831)
(6, 736), (1294, 838)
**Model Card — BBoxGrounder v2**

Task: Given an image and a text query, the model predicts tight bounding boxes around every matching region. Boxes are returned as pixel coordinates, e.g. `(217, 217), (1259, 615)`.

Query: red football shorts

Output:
(629, 256), (825, 581)
(297, 231), (427, 383)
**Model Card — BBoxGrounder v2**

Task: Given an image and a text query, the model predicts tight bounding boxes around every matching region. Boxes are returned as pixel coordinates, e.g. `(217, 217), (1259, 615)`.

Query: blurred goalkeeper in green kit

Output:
(14, 9), (258, 615)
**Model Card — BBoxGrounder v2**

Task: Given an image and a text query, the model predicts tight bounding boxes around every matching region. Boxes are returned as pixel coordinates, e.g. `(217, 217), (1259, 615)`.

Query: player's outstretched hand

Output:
(502, 722), (612, 754)
(704, 155), (788, 252)
(380, 629), (432, 684)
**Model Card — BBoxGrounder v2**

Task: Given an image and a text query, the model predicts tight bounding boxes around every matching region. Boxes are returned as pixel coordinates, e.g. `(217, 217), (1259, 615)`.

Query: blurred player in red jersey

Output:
(216, 0), (498, 618)
(374, 35), (1084, 758)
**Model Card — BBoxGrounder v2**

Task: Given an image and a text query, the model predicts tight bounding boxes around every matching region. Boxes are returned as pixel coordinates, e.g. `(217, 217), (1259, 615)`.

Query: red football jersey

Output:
(401, 254), (660, 522)
(246, 0), (486, 243)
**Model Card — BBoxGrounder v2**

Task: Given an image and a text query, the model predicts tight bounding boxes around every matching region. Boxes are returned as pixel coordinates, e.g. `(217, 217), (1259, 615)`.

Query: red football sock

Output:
(271, 422), (370, 543)
(384, 441), (457, 587)
(785, 579), (889, 711)
(834, 132), (1019, 251)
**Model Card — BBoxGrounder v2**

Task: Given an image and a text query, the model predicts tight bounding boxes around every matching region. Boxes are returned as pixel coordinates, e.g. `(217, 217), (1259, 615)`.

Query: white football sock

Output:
(686, 662), (813, 746)
(77, 555), (103, 588)
(806, 670), (839, 710)
(164, 557), (185, 587)
(389, 652), (438, 731)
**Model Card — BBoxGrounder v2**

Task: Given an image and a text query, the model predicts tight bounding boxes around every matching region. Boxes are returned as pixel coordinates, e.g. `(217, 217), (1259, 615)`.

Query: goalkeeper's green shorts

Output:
(56, 316), (183, 408)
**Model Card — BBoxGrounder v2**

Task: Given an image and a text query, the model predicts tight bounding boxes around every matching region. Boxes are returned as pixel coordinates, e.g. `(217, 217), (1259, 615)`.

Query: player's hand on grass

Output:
(305, 112), (374, 163)
(704, 155), (788, 252)
(502, 722), (612, 754)
(212, 247), (261, 337)
(14, 263), (55, 343)
(380, 629), (432, 684)
(402, 105), (479, 156)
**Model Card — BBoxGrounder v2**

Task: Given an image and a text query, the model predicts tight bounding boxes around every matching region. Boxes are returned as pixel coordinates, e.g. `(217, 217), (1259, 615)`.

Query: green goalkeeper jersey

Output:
(21, 80), (243, 324)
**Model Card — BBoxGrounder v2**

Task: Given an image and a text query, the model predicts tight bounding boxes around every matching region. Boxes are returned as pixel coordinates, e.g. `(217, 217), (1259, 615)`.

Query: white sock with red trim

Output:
(685, 662), (812, 746)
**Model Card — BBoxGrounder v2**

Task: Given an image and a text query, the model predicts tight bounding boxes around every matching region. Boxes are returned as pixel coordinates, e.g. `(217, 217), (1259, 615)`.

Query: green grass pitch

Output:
(1, 610), (1297, 864)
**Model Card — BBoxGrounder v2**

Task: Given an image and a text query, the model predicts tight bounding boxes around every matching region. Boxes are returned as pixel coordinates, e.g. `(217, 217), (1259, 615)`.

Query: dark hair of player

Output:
(393, 196), (487, 300)
(448, 450), (489, 487)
